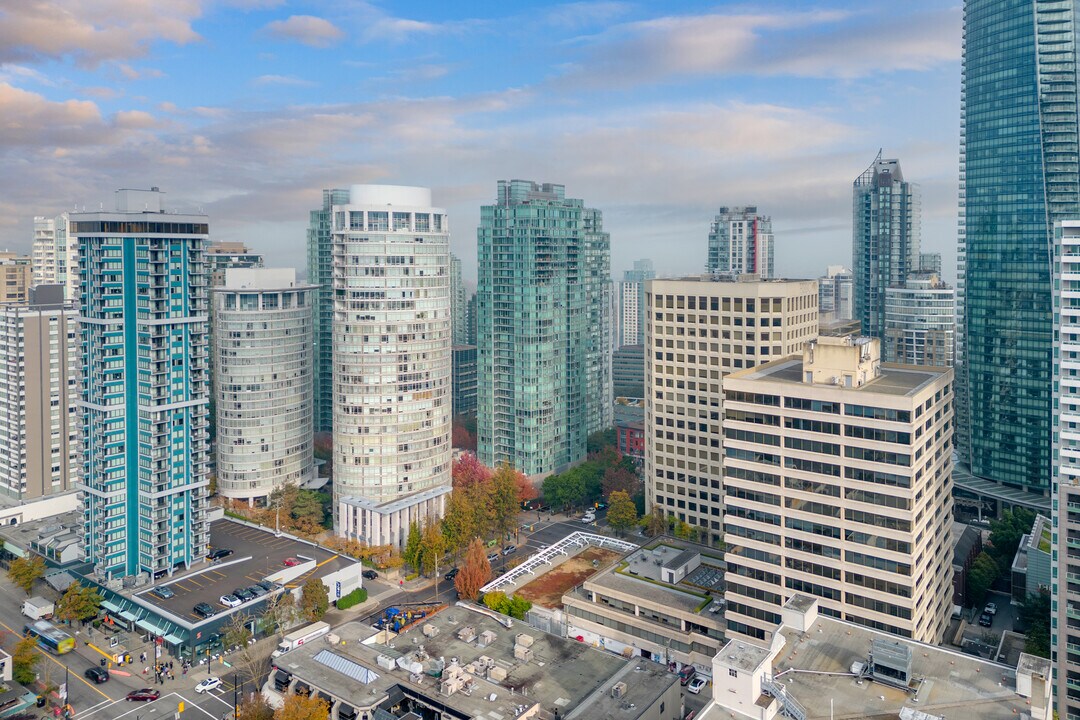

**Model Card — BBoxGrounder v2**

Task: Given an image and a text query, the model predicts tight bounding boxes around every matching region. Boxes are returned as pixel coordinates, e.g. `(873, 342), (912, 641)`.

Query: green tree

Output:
(1018, 590), (1051, 658)
(988, 508), (1037, 573)
(482, 591), (532, 620)
(490, 464), (522, 541)
(12, 635), (38, 684)
(403, 521), (422, 570)
(643, 508), (666, 537)
(418, 521), (448, 576)
(606, 491), (638, 536)
(7, 556), (45, 595)
(300, 578), (329, 622)
(56, 583), (103, 623)
(587, 428), (617, 455)
(967, 551), (999, 608)
(291, 490), (327, 528)
(441, 489), (478, 559)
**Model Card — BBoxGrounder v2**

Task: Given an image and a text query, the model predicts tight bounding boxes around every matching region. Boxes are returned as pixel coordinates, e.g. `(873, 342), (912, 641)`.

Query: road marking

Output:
(211, 571), (226, 579)
(187, 578), (204, 588)
(0, 619), (113, 701)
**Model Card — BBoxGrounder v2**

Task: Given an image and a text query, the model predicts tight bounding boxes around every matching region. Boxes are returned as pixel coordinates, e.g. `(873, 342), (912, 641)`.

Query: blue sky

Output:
(0, 0), (962, 284)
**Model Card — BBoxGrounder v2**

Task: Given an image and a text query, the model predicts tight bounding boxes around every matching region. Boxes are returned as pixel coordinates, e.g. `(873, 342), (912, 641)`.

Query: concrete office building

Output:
(706, 207), (774, 278)
(213, 268), (316, 506)
(306, 188), (350, 434)
(852, 152), (921, 343)
(721, 335), (953, 644)
(73, 188), (210, 579)
(206, 241), (263, 287)
(0, 286), (77, 501)
(32, 215), (77, 300)
(0, 252), (32, 305)
(644, 276), (819, 547)
(620, 259), (655, 346)
(818, 265), (853, 323)
(477, 180), (612, 476)
(884, 273), (955, 366)
(333, 185), (452, 549)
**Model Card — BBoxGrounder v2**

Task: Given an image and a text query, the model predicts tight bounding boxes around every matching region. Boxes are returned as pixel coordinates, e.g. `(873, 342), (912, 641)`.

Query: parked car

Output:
(126, 689), (161, 702)
(193, 604), (216, 621)
(679, 665), (697, 686)
(581, 513), (595, 524)
(195, 677), (222, 694)
(219, 595), (241, 608)
(538, 505), (551, 513)
(686, 677), (707, 694)
(487, 552), (500, 563)
(149, 586), (175, 600)
(984, 602), (998, 616)
(978, 613), (993, 628)
(233, 587), (255, 602)
(362, 569), (378, 580)
(283, 557), (302, 567)
(207, 548), (233, 561)
(444, 567), (459, 581)
(247, 584), (268, 598)
(255, 580), (278, 592)
(503, 545), (516, 556)
(84, 667), (109, 684)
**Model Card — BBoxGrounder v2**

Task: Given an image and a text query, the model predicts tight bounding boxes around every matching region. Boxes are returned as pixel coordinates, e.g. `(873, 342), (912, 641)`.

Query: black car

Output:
(207, 548), (233, 561)
(149, 586), (175, 600)
(444, 567), (459, 582)
(85, 667), (109, 684)
(255, 580), (278, 592)
(978, 613), (993, 628)
(193, 602), (216, 618)
(247, 584), (268, 598)
(362, 569), (378, 580)
(233, 587), (255, 602)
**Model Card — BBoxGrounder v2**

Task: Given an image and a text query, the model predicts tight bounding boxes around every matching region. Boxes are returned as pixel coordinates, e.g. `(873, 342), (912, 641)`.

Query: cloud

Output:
(117, 64), (165, 81)
(545, 1), (631, 30)
(262, 15), (344, 48)
(0, 0), (202, 66)
(366, 17), (439, 42)
(253, 74), (315, 87)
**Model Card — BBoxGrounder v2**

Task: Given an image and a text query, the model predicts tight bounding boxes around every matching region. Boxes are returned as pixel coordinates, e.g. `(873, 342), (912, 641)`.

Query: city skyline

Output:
(0, 1), (960, 284)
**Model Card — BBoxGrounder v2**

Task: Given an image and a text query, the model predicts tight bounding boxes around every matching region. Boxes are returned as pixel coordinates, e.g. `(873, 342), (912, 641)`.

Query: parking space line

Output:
(187, 578), (204, 587)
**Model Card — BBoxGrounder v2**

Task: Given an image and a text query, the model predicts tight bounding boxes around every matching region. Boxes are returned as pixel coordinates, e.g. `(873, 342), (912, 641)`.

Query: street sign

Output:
(58, 684), (66, 702)
(335, 581), (341, 599)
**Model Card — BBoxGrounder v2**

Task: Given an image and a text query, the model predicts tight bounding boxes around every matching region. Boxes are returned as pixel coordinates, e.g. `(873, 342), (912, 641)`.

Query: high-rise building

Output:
(32, 215), (77, 300)
(817, 265), (854, 323)
(477, 180), (612, 476)
(706, 207), (774, 278)
(852, 153), (921, 343)
(333, 185), (452, 549)
(722, 335), (954, 645)
(620, 259), (655, 346)
(450, 254), (467, 346)
(73, 188), (210, 579)
(957, 0), (1080, 501)
(0, 252), (32, 305)
(0, 286), (76, 501)
(465, 291), (477, 346)
(213, 268), (316, 506)
(612, 344), (645, 400)
(644, 276), (819, 547)
(884, 274), (955, 366)
(919, 252), (942, 275)
(206, 241), (264, 287)
(307, 188), (350, 435)
(452, 345), (477, 417)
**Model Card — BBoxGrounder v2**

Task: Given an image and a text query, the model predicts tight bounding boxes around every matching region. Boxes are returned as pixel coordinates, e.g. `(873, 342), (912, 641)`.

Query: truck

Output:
(271, 621), (330, 657)
(22, 597), (54, 621)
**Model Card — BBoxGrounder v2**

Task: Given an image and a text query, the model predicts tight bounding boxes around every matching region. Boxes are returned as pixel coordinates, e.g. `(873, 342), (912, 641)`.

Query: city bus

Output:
(24, 620), (75, 655)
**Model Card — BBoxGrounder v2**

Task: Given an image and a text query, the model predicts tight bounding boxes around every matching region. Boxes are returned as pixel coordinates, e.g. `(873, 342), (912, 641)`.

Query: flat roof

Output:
(716, 639), (772, 673)
(731, 357), (945, 397)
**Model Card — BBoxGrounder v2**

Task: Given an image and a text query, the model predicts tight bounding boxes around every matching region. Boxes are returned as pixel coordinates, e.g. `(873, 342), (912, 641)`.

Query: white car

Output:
(984, 602), (998, 616)
(581, 514), (595, 524)
(219, 594), (242, 608)
(687, 676), (708, 694)
(195, 677), (222, 694)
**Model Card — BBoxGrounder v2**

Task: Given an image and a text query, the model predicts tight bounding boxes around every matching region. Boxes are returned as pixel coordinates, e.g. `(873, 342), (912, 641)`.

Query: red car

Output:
(126, 689), (160, 702)
(283, 557), (302, 567)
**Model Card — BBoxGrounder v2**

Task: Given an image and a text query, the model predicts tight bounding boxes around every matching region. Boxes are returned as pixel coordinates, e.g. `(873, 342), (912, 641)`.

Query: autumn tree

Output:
(274, 691), (328, 720)
(12, 636), (38, 684)
(455, 538), (491, 601)
(441, 490), (478, 560)
(516, 472), (538, 504)
(644, 508), (666, 537)
(8, 556), (45, 595)
(224, 613), (272, 685)
(261, 591), (298, 638)
(403, 521), (422, 570)
(418, 521), (448, 577)
(300, 578), (329, 622)
(452, 453), (494, 489)
(606, 491), (638, 536)
(602, 465), (638, 498)
(237, 691), (275, 720)
(55, 583), (103, 623)
(490, 464), (523, 541)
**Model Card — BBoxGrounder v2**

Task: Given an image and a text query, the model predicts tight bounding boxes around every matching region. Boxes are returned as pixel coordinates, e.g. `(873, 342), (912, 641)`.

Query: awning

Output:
(120, 610), (139, 622)
(100, 600), (121, 613)
(136, 618), (168, 636)
(164, 633), (184, 645)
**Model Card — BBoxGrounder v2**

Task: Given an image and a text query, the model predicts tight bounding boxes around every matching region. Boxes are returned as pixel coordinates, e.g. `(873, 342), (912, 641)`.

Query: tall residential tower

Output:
(706, 207), (774, 278)
(307, 188), (350, 434)
(619, 259), (655, 347)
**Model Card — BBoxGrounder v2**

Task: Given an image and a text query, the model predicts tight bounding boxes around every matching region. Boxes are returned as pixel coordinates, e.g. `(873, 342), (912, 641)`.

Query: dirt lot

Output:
(514, 547), (621, 608)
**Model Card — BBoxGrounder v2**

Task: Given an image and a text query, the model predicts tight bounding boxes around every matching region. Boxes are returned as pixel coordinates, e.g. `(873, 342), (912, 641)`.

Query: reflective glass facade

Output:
(307, 188), (349, 434)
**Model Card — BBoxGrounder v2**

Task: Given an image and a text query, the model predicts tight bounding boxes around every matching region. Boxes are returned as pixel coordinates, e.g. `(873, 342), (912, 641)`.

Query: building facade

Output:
(883, 273), (955, 366)
(620, 259), (655, 346)
(706, 207), (774, 278)
(73, 188), (210, 579)
(213, 268), (316, 506)
(852, 153), (921, 343)
(206, 241), (264, 287)
(818, 265), (853, 323)
(476, 180), (612, 477)
(32, 215), (77, 300)
(0, 252), (32, 305)
(644, 277), (819, 547)
(450, 253), (467, 346)
(332, 185), (452, 549)
(307, 188), (350, 435)
(0, 286), (77, 501)
(451, 345), (477, 417)
(613, 344), (645, 400)
(721, 336), (954, 645)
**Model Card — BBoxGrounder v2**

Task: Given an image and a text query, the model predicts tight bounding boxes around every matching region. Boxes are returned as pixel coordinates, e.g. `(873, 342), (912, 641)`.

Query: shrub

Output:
(336, 588), (368, 610)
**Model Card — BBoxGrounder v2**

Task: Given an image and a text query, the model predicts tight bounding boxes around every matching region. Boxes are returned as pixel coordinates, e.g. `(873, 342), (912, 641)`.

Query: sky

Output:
(0, 0), (962, 285)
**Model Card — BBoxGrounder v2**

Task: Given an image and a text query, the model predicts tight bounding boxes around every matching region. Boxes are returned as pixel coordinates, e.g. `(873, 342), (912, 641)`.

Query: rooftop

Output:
(731, 357), (944, 397)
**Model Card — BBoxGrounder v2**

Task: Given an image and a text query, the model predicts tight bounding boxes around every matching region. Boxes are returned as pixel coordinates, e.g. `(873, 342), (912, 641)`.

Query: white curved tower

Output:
(333, 185), (452, 548)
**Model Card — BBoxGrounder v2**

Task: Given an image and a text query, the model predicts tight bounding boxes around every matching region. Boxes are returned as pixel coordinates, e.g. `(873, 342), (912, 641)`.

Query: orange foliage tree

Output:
(455, 538), (491, 601)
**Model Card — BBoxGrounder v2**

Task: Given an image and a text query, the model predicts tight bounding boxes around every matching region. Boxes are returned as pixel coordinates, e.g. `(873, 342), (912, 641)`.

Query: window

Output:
(729, 669), (738, 678)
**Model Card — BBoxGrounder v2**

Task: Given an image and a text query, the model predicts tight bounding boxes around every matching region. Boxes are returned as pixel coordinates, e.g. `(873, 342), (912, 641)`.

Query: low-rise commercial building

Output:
(1012, 513), (1051, 603)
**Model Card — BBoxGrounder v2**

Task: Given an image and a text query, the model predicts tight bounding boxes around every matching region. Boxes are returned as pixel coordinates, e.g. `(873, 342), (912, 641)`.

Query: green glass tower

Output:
(306, 188), (349, 434)
(959, 0), (1080, 497)
(476, 180), (612, 476)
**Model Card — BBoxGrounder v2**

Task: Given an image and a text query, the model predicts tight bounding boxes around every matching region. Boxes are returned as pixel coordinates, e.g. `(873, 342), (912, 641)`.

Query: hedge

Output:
(336, 588), (368, 610)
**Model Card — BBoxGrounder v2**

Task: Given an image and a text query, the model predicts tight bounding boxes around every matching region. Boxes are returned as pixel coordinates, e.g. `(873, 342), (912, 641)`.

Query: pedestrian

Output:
(182, 665), (187, 676)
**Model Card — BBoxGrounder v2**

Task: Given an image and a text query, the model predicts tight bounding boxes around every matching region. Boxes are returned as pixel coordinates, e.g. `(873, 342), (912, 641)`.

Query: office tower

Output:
(450, 254), (467, 346)
(0, 286), (76, 501)
(884, 274), (955, 366)
(612, 344), (645, 400)
(32, 215), (76, 300)
(722, 336), (953, 644)
(306, 188), (350, 435)
(919, 252), (942, 275)
(0, 252), (32, 305)
(958, 1), (1080, 501)
(452, 345), (477, 417)
(620, 259), (655, 346)
(852, 153), (921, 343)
(213, 268), (316, 506)
(817, 265), (854, 323)
(477, 180), (612, 476)
(73, 188), (210, 579)
(1053, 220), (1080, 719)
(465, 292), (477, 346)
(333, 185), (452, 548)
(706, 207), (774, 278)
(206, 241), (264, 287)
(644, 276), (819, 547)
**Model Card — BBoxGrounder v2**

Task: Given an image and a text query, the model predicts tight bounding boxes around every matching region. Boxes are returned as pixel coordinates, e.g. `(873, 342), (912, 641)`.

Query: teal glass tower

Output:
(959, 0), (1080, 496)
(476, 180), (612, 476)
(307, 188), (349, 434)
(74, 189), (210, 579)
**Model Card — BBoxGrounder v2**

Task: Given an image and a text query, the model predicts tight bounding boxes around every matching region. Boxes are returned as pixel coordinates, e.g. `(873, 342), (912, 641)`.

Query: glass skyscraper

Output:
(477, 180), (612, 476)
(307, 188), (350, 434)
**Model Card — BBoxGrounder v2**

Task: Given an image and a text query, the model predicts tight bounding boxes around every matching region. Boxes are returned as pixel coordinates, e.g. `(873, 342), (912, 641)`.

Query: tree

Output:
(441, 489), (478, 559)
(1018, 590), (1051, 658)
(418, 521), (448, 577)
(967, 551), (999, 608)
(300, 578), (329, 622)
(403, 521), (422, 570)
(451, 422), (476, 451)
(223, 613), (271, 684)
(607, 491), (638, 536)
(238, 691), (275, 720)
(8, 556), (45, 595)
(261, 591), (298, 638)
(56, 583), (103, 623)
(644, 508), (666, 537)
(482, 591), (532, 620)
(291, 491), (325, 528)
(989, 507), (1037, 574)
(490, 465), (523, 541)
(452, 453), (494, 489)
(602, 465), (638, 498)
(12, 636), (38, 684)
(275, 691), (328, 720)
(455, 538), (491, 600)
(223, 612), (254, 649)
(587, 428), (617, 455)
(515, 471), (538, 504)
